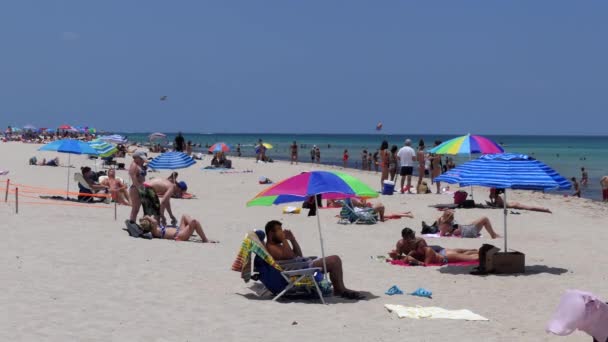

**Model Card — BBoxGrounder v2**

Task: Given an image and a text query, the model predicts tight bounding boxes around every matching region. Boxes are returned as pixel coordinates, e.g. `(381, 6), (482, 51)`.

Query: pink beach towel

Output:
(422, 233), (482, 239)
(546, 289), (608, 342)
(388, 259), (479, 268)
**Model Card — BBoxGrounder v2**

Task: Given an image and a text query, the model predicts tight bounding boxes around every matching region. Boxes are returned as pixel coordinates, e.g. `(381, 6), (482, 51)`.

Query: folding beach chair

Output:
(338, 199), (378, 224)
(232, 231), (327, 304)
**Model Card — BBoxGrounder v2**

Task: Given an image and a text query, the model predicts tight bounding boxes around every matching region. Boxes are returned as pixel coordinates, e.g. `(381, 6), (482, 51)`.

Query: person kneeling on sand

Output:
(264, 220), (364, 300)
(389, 227), (479, 265)
(489, 188), (551, 213)
(139, 215), (217, 243)
(437, 210), (500, 239)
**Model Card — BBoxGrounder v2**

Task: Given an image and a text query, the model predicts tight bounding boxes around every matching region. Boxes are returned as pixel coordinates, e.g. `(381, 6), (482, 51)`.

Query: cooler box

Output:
(486, 250), (525, 274)
(382, 181), (395, 195)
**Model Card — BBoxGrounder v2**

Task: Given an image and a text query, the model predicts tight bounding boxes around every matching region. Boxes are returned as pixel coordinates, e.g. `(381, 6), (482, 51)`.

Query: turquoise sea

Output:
(120, 133), (608, 201)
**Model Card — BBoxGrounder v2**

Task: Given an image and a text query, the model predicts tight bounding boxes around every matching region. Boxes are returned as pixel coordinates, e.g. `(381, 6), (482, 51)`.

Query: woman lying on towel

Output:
(437, 210), (501, 239)
(328, 198), (414, 222)
(489, 188), (551, 213)
(389, 228), (478, 265)
(138, 215), (218, 243)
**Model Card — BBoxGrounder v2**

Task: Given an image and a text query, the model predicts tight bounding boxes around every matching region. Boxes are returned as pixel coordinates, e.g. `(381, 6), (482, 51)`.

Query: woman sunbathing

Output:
(139, 215), (217, 243)
(437, 210), (500, 239)
(100, 169), (130, 206)
(348, 198), (414, 221)
(489, 188), (551, 213)
(389, 227), (478, 265)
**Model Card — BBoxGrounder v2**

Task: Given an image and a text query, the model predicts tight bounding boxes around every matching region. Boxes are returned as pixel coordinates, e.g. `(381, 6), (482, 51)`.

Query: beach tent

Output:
(435, 153), (570, 252)
(247, 171), (378, 278)
(39, 139), (100, 199)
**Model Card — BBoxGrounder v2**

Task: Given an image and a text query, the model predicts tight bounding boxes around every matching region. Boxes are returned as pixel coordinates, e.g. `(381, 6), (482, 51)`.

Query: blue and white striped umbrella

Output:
(435, 153), (570, 252)
(98, 134), (127, 144)
(435, 153), (571, 191)
(147, 152), (196, 170)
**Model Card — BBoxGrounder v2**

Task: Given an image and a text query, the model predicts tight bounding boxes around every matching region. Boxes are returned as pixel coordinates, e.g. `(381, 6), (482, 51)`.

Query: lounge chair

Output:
(338, 199), (378, 224)
(232, 231), (326, 304)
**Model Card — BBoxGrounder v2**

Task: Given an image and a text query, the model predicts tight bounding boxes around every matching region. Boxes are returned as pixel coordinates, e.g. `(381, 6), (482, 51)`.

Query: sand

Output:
(2, 142), (606, 341)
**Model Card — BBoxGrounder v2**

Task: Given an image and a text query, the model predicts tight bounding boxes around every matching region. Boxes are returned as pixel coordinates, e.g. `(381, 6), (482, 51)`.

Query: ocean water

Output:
(120, 133), (608, 201)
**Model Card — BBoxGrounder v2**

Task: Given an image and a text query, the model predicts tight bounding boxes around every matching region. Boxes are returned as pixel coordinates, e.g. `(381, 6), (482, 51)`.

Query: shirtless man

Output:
(581, 167), (589, 186)
(100, 169), (130, 206)
(389, 228), (479, 265)
(489, 188), (551, 213)
(601, 176), (608, 202)
(144, 178), (187, 225)
(416, 141), (426, 188)
(430, 141), (442, 194)
(264, 220), (364, 300)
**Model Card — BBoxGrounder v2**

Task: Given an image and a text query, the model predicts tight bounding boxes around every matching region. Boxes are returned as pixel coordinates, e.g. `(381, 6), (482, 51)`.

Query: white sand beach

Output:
(2, 142), (606, 341)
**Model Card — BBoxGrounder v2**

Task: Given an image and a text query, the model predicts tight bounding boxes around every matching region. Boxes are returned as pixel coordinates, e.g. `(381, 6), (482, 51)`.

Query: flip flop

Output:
(385, 285), (404, 296)
(410, 287), (432, 298)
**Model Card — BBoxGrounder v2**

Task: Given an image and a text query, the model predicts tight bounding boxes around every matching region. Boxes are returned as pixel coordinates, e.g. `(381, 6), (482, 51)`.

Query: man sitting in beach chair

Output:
(264, 220), (364, 300)
(389, 228), (479, 266)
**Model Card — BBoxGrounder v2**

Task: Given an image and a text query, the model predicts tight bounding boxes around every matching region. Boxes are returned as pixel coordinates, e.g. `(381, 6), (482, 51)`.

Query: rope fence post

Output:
(4, 179), (9, 202)
(15, 187), (19, 214)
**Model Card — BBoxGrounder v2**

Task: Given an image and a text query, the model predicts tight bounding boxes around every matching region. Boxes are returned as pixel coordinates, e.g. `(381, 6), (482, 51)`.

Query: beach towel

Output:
(421, 233), (482, 239)
(231, 232), (281, 282)
(139, 187), (161, 216)
(385, 304), (489, 321)
(388, 259), (479, 267)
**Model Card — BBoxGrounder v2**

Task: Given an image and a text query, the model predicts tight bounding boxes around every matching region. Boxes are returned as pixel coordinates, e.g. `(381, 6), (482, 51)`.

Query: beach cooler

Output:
(382, 180), (395, 195)
(485, 247), (525, 274)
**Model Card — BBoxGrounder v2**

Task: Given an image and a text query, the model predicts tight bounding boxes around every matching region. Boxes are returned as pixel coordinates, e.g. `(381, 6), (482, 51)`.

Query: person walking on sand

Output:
(430, 140), (443, 194)
(601, 175), (608, 202)
(397, 139), (416, 194)
(416, 140), (426, 189)
(571, 177), (581, 197)
(379, 141), (390, 189)
(290, 141), (298, 165)
(343, 149), (349, 168)
(581, 167), (589, 186)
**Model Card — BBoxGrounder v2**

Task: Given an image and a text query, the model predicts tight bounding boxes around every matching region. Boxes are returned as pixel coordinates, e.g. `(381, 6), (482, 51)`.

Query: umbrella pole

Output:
(315, 194), (328, 281)
(504, 190), (508, 252)
(66, 154), (71, 200)
(469, 152), (474, 200)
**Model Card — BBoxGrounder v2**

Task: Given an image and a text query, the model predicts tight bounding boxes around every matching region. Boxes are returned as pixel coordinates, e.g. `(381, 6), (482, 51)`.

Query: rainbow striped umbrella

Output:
(429, 134), (504, 155)
(209, 142), (231, 153)
(247, 171), (378, 278)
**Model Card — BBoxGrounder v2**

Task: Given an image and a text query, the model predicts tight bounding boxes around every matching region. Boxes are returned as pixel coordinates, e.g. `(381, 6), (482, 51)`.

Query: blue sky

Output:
(1, 1), (607, 134)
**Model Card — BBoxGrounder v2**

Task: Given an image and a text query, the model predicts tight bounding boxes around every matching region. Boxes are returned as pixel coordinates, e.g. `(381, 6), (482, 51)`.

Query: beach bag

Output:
(462, 199), (476, 208)
(454, 191), (468, 205)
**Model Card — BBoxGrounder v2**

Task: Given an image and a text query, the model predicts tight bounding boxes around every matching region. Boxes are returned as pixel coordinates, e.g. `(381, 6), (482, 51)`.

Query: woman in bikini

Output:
(139, 215), (217, 243)
(437, 210), (500, 239)
(489, 188), (551, 213)
(379, 140), (390, 189)
(389, 228), (478, 265)
(128, 151), (147, 225)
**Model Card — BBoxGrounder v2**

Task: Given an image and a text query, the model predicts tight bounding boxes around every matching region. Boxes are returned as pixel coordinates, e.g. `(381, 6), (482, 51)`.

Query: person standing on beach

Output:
(310, 146), (316, 163)
(290, 141), (298, 165)
(361, 150), (368, 170)
(379, 141), (390, 189)
(128, 151), (147, 225)
(315, 146), (321, 164)
(581, 167), (589, 186)
(397, 139), (416, 194)
(416, 140), (426, 189)
(343, 149), (349, 168)
(174, 132), (185, 152)
(389, 145), (398, 181)
(236, 144), (241, 157)
(372, 150), (379, 172)
(571, 177), (581, 197)
(601, 176), (608, 202)
(430, 140), (443, 194)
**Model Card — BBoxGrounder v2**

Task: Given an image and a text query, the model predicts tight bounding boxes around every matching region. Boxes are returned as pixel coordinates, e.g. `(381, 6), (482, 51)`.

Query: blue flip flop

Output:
(410, 287), (432, 298)
(385, 285), (404, 296)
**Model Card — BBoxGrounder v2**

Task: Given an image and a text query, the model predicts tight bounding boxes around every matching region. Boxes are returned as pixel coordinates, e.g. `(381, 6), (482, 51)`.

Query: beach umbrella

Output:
(89, 139), (117, 158)
(39, 139), (100, 198)
(147, 151), (196, 170)
(247, 170), (378, 278)
(58, 124), (73, 130)
(149, 132), (167, 141)
(429, 134), (504, 155)
(262, 143), (273, 150)
(435, 153), (570, 252)
(98, 134), (127, 144)
(208, 142), (231, 153)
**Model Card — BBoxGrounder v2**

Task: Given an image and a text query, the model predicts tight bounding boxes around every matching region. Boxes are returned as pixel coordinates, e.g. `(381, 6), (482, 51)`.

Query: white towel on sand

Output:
(385, 304), (489, 321)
